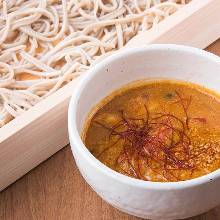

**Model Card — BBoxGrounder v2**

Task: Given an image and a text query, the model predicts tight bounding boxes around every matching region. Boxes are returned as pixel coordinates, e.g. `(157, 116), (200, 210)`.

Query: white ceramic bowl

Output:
(68, 44), (220, 220)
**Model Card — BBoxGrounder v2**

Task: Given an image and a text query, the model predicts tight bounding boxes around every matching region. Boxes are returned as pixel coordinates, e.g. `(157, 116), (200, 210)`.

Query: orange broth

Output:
(83, 80), (220, 182)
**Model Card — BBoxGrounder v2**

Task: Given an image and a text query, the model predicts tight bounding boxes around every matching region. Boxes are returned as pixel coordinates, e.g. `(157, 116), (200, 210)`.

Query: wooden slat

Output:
(127, 0), (220, 49)
(0, 79), (80, 191)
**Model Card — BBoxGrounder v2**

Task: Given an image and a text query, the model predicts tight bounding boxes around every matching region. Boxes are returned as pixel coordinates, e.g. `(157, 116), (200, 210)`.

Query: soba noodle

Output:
(0, 0), (189, 127)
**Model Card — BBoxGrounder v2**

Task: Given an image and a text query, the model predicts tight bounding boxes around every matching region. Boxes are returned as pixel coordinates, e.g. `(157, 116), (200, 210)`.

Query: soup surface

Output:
(83, 80), (220, 182)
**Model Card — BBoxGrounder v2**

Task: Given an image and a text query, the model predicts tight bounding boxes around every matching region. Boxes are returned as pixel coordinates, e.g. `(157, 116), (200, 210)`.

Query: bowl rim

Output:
(68, 44), (220, 190)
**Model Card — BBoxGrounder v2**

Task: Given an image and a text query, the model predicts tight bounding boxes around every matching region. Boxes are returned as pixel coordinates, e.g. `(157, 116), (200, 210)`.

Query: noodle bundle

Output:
(0, 0), (189, 127)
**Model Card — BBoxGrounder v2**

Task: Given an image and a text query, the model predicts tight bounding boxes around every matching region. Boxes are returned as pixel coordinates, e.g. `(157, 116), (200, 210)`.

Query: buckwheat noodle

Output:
(0, 0), (188, 127)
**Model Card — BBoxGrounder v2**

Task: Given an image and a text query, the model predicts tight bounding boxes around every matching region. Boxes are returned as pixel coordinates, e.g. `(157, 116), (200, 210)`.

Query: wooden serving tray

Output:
(1, 0), (220, 191)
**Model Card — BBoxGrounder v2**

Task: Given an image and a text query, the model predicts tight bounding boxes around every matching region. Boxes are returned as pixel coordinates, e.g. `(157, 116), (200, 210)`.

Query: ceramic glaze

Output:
(68, 45), (220, 220)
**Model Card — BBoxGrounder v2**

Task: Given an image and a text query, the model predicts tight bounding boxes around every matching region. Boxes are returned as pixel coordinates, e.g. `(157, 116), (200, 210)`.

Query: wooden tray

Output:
(1, 0), (220, 191)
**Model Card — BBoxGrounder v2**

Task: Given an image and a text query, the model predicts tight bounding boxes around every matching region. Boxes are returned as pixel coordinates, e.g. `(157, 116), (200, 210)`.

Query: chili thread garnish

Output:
(92, 93), (218, 182)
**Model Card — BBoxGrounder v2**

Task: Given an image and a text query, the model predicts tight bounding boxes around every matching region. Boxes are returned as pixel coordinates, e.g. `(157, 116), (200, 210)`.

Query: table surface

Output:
(1, 40), (220, 220)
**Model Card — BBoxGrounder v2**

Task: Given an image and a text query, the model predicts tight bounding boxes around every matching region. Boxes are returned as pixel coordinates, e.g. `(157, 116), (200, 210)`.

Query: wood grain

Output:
(0, 39), (220, 220)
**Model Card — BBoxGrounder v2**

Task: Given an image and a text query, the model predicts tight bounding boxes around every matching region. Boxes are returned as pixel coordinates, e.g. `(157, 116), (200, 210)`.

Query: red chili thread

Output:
(93, 93), (214, 182)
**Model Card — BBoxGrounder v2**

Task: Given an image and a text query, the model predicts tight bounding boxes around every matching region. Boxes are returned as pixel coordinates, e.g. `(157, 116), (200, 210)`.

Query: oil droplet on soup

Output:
(83, 80), (220, 182)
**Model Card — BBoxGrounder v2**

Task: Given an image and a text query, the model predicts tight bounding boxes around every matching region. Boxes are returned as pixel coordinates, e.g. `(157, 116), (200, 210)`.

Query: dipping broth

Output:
(83, 80), (220, 182)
